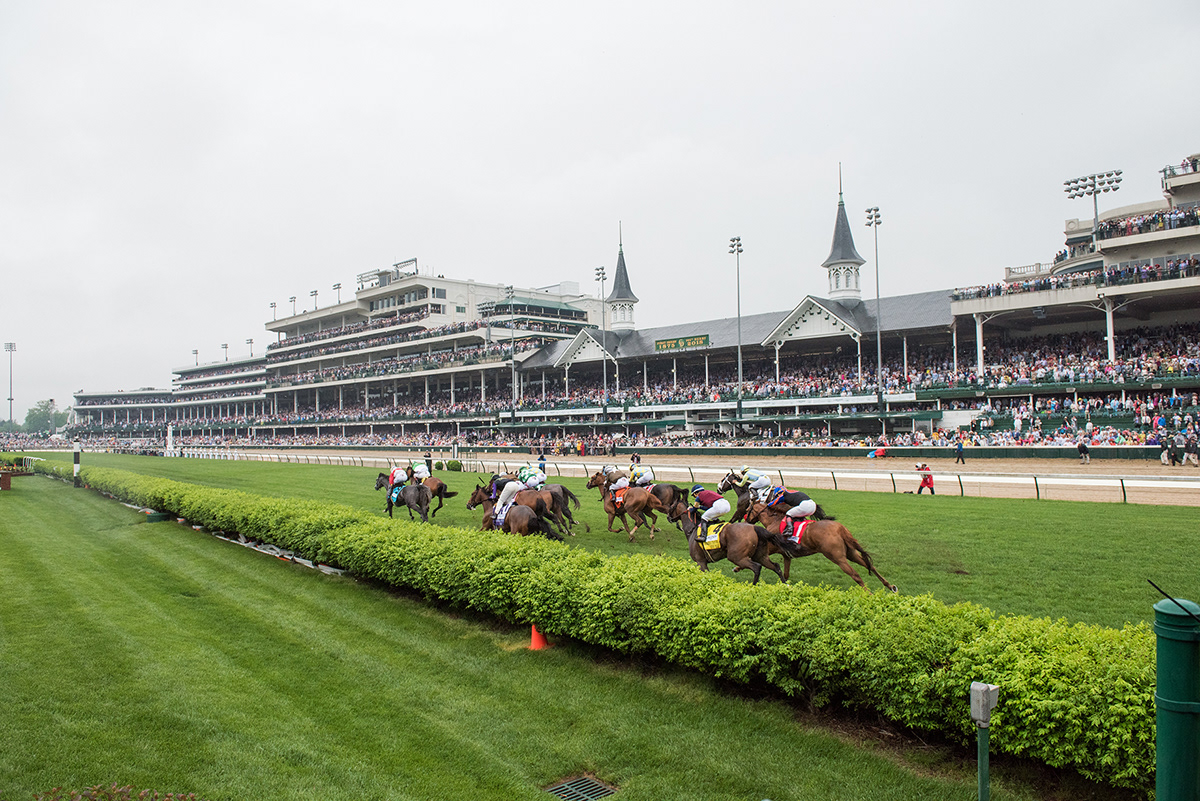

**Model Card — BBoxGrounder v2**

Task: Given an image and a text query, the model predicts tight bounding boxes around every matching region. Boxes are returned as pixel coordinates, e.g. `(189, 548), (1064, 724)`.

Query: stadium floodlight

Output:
(505, 285), (516, 424)
(1064, 168), (1122, 246)
(729, 237), (744, 424)
(246, 338), (254, 357)
(333, 282), (342, 303)
(269, 301), (277, 320)
(4, 342), (14, 427)
(310, 289), (318, 310)
(595, 266), (607, 421)
(192, 349), (198, 366)
(289, 296), (297, 315)
(865, 207), (884, 420)
(221, 343), (228, 361)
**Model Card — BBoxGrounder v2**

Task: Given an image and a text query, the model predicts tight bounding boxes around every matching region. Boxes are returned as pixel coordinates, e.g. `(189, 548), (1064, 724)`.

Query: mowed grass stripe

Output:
(0, 476), (1042, 801)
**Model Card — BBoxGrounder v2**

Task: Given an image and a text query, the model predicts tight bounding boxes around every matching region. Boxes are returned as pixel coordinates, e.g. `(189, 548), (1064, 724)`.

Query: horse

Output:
(665, 501), (785, 585)
(744, 501), (897, 592)
(585, 471), (666, 542)
(717, 470), (834, 522)
(490, 476), (580, 537)
(648, 482), (690, 529)
(404, 465), (459, 518)
(494, 473), (588, 533)
(466, 485), (563, 540)
(373, 473), (432, 522)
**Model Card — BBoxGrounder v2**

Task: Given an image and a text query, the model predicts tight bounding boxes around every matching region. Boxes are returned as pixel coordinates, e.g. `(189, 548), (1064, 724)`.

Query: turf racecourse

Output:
(45, 451), (1200, 628)
(0, 475), (1108, 801)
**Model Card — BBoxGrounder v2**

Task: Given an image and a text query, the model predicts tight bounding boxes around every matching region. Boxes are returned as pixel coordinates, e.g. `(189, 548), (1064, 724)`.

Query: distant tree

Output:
(23, 400), (69, 434)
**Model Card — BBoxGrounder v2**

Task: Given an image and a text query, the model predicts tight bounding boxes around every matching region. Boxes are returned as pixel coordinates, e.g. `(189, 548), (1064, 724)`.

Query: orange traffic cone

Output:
(529, 624), (550, 650)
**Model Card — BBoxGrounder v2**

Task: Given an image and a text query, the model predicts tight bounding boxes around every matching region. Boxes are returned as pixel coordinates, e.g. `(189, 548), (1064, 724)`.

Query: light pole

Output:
(4, 342), (14, 427)
(865, 207), (884, 420)
(729, 237), (743, 425)
(505, 285), (516, 424)
(333, 282), (342, 303)
(1064, 169), (1121, 249)
(595, 266), (607, 421)
(289, 296), (297, 316)
(192, 349), (199, 366)
(270, 301), (277, 320)
(221, 343), (229, 362)
(310, 289), (318, 310)
(246, 338), (254, 357)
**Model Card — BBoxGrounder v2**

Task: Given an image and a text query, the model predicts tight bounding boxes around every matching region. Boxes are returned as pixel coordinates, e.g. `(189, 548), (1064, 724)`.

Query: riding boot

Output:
(698, 519), (708, 541)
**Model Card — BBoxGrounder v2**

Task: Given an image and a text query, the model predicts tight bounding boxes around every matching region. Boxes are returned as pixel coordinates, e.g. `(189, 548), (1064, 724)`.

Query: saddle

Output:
(779, 518), (811, 545)
(389, 484), (404, 504)
(697, 521), (728, 550)
(611, 486), (630, 507)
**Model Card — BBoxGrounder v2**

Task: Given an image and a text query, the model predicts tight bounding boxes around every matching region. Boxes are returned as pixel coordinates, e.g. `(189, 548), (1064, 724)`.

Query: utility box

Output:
(970, 682), (1001, 728)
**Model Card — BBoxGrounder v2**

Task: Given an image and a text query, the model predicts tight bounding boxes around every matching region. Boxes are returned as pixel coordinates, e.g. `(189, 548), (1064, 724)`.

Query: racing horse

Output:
(405, 465), (459, 518)
(665, 501), (785, 585)
(744, 501), (896, 592)
(466, 484), (563, 540)
(495, 473), (589, 533)
(373, 473), (432, 522)
(717, 470), (834, 523)
(489, 474), (578, 537)
(585, 471), (666, 542)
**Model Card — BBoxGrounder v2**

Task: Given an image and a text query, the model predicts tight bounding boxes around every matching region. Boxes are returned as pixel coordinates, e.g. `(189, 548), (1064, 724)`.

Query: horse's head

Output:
(374, 473), (388, 491)
(586, 472), (605, 489)
(405, 465), (416, 479)
(666, 501), (693, 525)
(467, 484), (488, 510)
(745, 502), (765, 524)
(717, 471), (739, 493)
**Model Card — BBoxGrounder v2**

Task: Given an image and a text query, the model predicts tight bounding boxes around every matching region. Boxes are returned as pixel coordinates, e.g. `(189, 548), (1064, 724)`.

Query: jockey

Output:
(628, 463), (653, 488)
(409, 460), (431, 482)
(496, 464), (546, 516)
(734, 465), (772, 503)
(690, 484), (731, 539)
(605, 464), (630, 503)
(388, 463), (408, 489)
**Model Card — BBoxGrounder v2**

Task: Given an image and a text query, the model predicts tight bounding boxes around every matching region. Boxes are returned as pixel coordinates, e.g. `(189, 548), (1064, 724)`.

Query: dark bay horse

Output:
(717, 470), (833, 522)
(374, 473), (432, 522)
(495, 474), (588, 533)
(665, 502), (785, 585)
(466, 485), (562, 540)
(745, 502), (896, 592)
(405, 466), (459, 518)
(585, 472), (666, 542)
(490, 476), (580, 537)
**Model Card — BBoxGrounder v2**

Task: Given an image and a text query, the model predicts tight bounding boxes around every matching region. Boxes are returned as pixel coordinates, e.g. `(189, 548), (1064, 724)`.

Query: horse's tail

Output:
(841, 525), (875, 569)
(443, 488), (459, 498)
(754, 524), (791, 552)
(813, 504), (835, 521)
(560, 485), (581, 509)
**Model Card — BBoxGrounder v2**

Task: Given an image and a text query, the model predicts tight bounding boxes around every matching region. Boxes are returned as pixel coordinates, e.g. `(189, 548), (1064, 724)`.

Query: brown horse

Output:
(745, 502), (897, 592)
(405, 466), (459, 518)
(717, 470), (833, 523)
(466, 485), (562, 540)
(585, 472), (666, 541)
(489, 476), (576, 537)
(495, 473), (588, 533)
(665, 502), (785, 585)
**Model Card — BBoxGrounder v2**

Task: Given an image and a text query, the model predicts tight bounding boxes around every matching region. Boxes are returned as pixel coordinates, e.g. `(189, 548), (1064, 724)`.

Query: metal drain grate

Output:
(545, 776), (616, 800)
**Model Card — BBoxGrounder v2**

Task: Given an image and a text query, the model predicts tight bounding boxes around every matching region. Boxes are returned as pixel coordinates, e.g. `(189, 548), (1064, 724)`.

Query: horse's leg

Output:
(825, 552), (869, 590)
(430, 490), (443, 518)
(846, 541), (897, 593)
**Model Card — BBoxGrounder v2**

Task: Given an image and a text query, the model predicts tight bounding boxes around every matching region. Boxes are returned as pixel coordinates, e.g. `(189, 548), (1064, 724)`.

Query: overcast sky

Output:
(2, 1), (1197, 419)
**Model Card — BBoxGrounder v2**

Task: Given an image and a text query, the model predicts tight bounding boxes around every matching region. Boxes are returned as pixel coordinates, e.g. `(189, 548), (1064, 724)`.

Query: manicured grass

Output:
(0, 476), (1074, 801)
(52, 452), (1199, 629)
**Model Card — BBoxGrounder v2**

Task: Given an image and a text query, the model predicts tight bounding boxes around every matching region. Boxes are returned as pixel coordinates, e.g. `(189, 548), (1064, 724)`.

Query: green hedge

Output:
(17, 455), (1156, 794)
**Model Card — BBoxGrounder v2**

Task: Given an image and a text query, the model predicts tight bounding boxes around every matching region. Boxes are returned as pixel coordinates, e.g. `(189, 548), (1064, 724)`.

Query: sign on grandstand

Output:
(655, 335), (710, 351)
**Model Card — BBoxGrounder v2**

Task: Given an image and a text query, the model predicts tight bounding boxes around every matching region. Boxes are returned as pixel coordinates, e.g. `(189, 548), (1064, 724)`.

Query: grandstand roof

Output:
(520, 287), (955, 371)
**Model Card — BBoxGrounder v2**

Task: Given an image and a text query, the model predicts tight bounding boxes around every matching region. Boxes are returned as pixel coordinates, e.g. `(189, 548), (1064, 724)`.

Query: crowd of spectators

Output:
(955, 257), (1200, 300)
(267, 309), (430, 352)
(1097, 204), (1200, 241)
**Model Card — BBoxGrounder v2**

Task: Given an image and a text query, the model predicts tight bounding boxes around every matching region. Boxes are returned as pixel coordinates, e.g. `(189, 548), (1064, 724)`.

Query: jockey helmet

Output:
(691, 484), (705, 496)
(740, 465), (749, 473)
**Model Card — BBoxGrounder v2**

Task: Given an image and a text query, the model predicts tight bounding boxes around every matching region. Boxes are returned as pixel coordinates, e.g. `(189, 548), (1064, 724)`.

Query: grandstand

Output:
(70, 152), (1200, 450)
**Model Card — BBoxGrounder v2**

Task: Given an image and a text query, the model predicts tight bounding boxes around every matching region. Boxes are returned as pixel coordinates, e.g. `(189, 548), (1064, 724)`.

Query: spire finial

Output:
(838, 163), (844, 203)
(619, 221), (623, 252)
